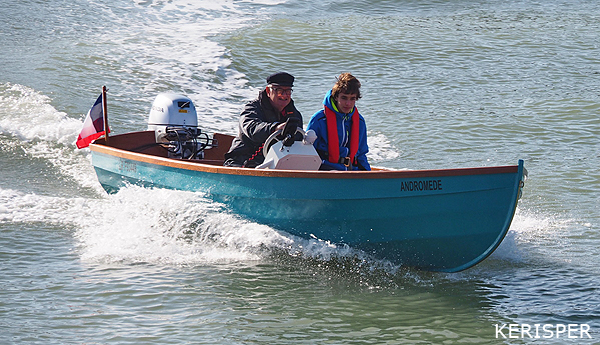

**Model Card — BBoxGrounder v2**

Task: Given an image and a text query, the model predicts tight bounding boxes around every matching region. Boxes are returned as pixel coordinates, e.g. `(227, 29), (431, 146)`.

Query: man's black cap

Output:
(267, 72), (294, 87)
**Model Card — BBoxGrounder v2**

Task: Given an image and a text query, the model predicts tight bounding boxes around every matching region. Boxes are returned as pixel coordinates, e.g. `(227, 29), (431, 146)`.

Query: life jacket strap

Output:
(338, 156), (351, 167)
(324, 105), (360, 167)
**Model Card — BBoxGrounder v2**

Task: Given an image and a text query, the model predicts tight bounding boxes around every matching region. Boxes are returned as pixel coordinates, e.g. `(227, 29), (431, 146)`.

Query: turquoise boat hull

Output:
(90, 131), (526, 272)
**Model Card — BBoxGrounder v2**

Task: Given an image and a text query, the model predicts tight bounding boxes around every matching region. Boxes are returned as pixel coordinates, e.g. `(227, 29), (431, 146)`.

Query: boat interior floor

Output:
(95, 131), (234, 167)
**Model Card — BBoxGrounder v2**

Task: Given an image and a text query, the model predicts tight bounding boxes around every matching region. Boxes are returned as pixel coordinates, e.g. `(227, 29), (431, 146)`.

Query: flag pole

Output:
(102, 85), (109, 143)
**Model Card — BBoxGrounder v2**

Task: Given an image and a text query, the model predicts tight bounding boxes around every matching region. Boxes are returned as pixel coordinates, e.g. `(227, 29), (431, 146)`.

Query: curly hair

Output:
(331, 73), (361, 100)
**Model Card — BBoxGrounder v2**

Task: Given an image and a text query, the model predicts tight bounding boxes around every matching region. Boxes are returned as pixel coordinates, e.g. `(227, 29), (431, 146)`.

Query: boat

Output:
(86, 92), (527, 272)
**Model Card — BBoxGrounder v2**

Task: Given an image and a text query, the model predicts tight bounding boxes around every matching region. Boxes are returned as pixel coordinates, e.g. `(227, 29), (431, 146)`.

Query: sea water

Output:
(0, 0), (598, 343)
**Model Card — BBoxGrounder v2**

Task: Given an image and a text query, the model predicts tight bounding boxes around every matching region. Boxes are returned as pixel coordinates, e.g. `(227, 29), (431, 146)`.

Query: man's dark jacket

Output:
(224, 90), (302, 166)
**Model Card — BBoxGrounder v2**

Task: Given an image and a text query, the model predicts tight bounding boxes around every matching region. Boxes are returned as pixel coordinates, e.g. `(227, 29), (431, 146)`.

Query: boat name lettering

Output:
(118, 158), (137, 173)
(400, 179), (442, 192)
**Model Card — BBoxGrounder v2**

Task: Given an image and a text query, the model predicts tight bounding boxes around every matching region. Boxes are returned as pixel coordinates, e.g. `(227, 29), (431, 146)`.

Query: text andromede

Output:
(400, 180), (442, 192)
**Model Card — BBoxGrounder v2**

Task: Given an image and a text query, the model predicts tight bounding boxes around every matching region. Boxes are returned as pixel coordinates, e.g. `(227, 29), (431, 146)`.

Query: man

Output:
(306, 73), (370, 171)
(224, 72), (303, 167)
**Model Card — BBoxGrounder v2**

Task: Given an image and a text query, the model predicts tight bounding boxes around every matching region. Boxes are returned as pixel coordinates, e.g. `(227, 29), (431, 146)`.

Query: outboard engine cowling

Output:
(147, 93), (215, 159)
(148, 93), (198, 143)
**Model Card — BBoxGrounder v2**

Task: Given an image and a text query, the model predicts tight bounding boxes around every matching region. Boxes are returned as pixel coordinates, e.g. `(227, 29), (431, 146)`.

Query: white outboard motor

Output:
(256, 129), (321, 170)
(148, 93), (198, 142)
(147, 93), (214, 159)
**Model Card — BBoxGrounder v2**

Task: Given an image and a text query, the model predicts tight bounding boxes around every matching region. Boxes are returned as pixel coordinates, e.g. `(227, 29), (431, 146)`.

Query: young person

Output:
(306, 73), (370, 171)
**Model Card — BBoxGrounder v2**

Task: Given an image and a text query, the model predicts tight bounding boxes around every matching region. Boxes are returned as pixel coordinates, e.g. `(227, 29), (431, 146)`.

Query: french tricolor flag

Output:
(76, 88), (109, 149)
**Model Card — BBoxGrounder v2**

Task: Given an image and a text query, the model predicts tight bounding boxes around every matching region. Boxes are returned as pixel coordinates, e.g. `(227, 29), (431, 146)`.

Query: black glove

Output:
(279, 117), (302, 147)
